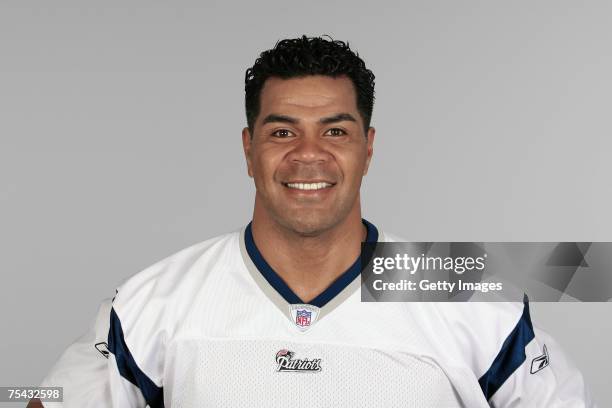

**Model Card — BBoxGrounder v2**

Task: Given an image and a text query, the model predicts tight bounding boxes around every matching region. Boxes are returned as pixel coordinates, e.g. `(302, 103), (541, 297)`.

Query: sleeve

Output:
(478, 297), (597, 407)
(39, 298), (113, 408)
(39, 296), (161, 408)
(106, 304), (163, 407)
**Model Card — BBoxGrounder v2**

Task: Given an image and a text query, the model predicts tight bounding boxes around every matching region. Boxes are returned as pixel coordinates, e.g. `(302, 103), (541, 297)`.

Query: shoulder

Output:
(105, 229), (243, 388)
(111, 229), (241, 323)
(117, 230), (239, 294)
(415, 298), (536, 399)
(380, 230), (528, 341)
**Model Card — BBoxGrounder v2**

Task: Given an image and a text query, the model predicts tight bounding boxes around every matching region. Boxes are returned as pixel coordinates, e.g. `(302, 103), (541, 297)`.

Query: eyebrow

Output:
(261, 112), (358, 126)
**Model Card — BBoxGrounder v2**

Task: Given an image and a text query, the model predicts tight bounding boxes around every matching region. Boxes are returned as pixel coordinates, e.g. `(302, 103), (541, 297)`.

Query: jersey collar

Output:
(242, 219), (379, 308)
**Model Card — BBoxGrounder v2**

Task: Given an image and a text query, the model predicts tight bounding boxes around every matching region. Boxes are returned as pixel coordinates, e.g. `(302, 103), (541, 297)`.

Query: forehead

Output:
(258, 75), (359, 122)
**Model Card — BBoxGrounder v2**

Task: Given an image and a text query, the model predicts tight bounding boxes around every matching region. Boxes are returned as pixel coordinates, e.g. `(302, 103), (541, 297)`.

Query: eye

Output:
(271, 129), (294, 138)
(325, 128), (347, 137)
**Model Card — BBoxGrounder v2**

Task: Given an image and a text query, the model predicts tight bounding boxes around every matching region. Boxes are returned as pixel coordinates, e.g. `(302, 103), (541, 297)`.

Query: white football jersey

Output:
(41, 220), (596, 407)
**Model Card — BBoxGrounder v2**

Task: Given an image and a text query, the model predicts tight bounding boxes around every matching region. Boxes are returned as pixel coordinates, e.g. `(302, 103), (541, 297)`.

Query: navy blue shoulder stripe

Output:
(478, 294), (535, 400)
(108, 307), (165, 408)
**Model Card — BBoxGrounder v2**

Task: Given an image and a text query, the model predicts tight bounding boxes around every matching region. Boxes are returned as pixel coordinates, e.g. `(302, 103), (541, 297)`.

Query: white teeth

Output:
(286, 182), (332, 190)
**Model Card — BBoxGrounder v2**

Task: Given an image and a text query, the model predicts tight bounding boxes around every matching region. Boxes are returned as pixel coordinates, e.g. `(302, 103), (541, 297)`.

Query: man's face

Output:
(242, 75), (375, 235)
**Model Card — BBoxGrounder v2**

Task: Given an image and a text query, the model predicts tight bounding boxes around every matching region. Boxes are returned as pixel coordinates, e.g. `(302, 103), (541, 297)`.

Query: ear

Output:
(242, 127), (254, 178)
(363, 127), (376, 175)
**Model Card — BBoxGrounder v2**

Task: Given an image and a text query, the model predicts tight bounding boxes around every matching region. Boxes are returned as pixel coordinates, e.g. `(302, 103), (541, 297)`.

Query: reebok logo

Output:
(530, 344), (549, 374)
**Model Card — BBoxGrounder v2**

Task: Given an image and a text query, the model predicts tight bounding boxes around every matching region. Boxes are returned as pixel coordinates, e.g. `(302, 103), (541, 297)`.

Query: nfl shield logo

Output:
(295, 309), (312, 327)
(289, 304), (319, 331)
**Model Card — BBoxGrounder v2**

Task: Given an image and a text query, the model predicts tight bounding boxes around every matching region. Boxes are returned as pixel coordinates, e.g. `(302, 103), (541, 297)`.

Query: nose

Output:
(287, 134), (330, 165)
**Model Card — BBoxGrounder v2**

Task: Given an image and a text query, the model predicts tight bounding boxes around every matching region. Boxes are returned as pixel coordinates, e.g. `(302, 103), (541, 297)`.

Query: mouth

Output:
(282, 181), (336, 191)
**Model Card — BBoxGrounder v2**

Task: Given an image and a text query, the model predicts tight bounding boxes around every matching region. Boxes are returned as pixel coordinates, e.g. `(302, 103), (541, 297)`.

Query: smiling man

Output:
(34, 35), (595, 407)
(243, 73), (375, 303)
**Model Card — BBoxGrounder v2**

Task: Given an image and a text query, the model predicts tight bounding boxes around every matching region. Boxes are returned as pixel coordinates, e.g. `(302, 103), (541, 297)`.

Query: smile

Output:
(283, 182), (335, 191)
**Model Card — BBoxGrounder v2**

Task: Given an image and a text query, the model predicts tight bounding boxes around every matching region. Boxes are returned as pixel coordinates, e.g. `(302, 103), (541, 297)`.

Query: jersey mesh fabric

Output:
(164, 337), (463, 408)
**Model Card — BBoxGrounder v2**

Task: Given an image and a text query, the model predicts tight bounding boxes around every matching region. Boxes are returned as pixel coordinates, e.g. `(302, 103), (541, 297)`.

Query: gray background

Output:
(1, 1), (610, 406)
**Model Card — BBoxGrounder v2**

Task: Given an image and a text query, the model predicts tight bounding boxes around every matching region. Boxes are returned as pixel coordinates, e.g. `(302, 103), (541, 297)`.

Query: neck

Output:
(250, 205), (366, 303)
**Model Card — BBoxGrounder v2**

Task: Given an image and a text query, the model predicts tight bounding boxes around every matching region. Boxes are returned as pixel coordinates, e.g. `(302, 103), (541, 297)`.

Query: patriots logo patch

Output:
(275, 349), (322, 372)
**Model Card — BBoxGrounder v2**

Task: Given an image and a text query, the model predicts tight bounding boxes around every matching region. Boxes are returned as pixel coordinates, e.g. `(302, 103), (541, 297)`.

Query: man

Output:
(33, 35), (595, 407)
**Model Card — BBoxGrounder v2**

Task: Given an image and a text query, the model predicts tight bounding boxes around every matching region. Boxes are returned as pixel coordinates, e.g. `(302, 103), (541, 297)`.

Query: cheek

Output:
(252, 148), (284, 184)
(336, 149), (368, 185)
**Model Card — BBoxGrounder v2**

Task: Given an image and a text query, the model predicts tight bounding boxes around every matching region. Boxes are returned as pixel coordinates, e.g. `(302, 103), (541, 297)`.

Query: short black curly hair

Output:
(244, 35), (376, 136)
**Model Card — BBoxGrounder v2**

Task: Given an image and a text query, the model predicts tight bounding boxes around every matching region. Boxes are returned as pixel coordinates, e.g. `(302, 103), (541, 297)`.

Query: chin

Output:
(276, 211), (343, 237)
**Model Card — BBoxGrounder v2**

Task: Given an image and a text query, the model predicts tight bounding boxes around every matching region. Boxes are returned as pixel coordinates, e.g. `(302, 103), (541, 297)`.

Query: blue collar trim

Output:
(244, 219), (379, 308)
